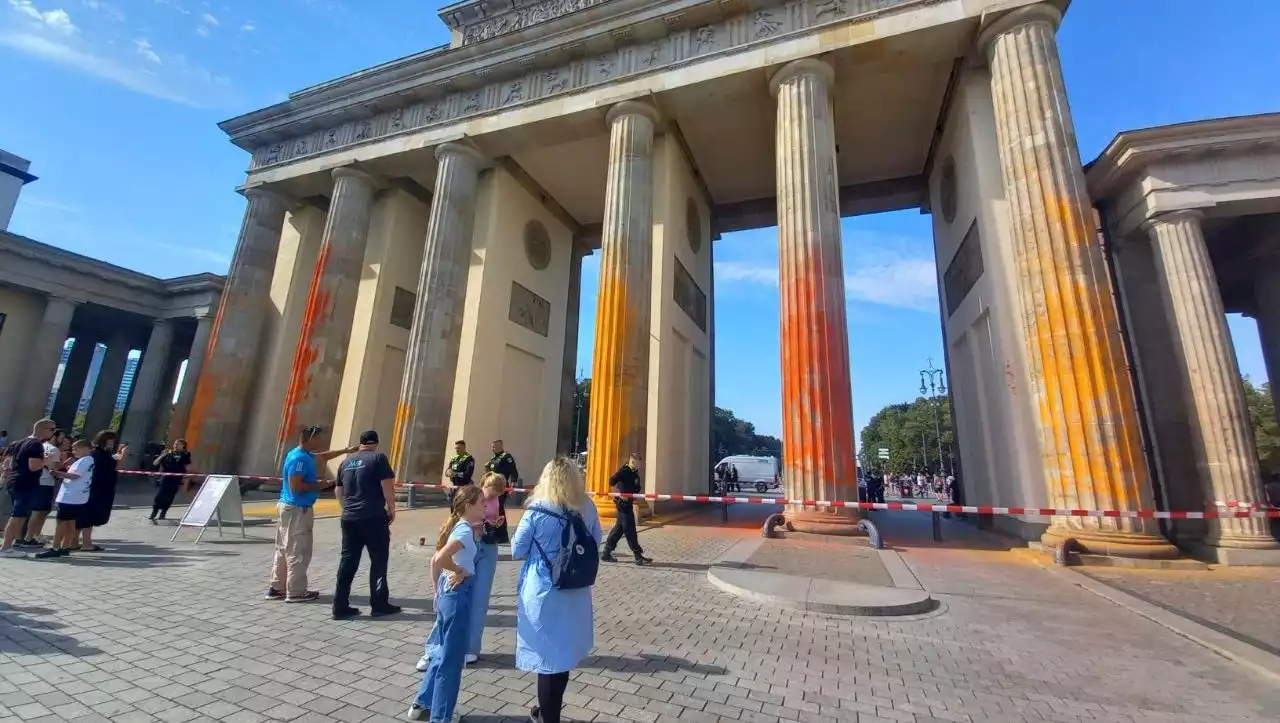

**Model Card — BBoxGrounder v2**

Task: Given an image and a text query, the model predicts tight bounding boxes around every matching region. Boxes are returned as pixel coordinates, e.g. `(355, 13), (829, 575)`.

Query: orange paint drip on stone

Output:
(184, 281), (232, 456)
(279, 240), (333, 447)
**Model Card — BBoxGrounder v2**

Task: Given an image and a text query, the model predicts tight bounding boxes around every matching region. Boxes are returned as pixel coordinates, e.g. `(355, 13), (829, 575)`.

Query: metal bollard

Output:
(1055, 538), (1080, 567)
(762, 513), (786, 538)
(931, 511), (942, 542)
(722, 498), (729, 524)
(407, 485), (416, 509)
(857, 519), (883, 549)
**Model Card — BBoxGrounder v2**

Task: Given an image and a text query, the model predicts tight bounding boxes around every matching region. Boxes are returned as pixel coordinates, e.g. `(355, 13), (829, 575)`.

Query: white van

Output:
(715, 455), (780, 493)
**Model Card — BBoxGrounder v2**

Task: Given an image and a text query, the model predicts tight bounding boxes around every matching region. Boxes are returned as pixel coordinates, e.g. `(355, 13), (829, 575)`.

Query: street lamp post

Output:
(572, 368), (584, 455)
(920, 358), (949, 476)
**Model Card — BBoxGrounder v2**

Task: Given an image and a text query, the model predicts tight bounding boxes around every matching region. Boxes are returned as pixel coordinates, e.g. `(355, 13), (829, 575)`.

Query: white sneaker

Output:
(415, 655), (429, 672)
(0, 548), (27, 559)
(464, 653), (478, 665)
(405, 704), (428, 721)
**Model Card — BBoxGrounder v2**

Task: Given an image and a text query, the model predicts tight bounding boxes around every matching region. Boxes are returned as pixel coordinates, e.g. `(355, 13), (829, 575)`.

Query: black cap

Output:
(359, 430), (379, 445)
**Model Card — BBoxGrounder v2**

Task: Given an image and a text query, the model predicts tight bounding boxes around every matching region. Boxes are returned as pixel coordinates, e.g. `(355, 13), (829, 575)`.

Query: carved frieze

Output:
(509, 282), (552, 337)
(249, 0), (917, 171)
(463, 0), (613, 45)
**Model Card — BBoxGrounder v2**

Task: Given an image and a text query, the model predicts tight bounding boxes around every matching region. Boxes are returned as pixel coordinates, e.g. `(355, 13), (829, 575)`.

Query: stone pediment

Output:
(439, 0), (618, 46)
(222, 0), (935, 173)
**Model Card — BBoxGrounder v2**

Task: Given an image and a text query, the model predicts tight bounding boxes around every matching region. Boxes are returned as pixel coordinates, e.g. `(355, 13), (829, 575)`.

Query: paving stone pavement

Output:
(0, 504), (1278, 723)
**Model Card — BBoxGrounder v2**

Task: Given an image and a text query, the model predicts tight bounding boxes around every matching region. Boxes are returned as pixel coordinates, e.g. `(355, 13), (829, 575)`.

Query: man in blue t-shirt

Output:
(266, 425), (356, 602)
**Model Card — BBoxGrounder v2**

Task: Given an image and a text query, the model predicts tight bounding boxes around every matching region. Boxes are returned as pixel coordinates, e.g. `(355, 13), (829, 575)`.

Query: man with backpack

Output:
(600, 453), (652, 566)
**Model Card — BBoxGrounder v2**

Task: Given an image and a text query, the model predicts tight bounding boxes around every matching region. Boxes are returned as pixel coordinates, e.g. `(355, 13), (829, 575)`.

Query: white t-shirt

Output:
(55, 456), (94, 505)
(39, 442), (60, 486)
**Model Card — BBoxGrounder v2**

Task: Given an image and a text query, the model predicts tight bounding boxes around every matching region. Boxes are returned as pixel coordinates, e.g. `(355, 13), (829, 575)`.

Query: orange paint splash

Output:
(278, 239), (333, 448)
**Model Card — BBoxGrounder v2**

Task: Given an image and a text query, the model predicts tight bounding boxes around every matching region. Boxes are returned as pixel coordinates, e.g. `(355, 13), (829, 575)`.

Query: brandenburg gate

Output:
(187, 0), (1280, 561)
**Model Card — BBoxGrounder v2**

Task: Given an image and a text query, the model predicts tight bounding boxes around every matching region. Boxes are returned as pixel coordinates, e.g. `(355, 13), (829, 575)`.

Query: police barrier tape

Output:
(120, 470), (1280, 519)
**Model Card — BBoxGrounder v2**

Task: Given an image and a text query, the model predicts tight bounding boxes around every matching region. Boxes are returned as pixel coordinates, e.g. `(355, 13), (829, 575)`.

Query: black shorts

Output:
(56, 503), (85, 522)
(31, 485), (56, 513)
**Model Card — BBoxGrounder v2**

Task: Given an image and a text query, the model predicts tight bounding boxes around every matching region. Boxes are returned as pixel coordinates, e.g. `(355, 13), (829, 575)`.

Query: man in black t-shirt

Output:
(2, 419), (57, 557)
(331, 430), (401, 619)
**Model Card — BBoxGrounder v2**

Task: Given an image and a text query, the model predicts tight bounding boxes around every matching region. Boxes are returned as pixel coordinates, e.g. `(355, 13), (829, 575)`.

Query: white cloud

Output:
(240, 20), (254, 32)
(199, 11), (216, 25)
(133, 37), (160, 64)
(9, 0), (77, 35)
(194, 24), (208, 36)
(81, 0), (123, 21)
(714, 261), (777, 286)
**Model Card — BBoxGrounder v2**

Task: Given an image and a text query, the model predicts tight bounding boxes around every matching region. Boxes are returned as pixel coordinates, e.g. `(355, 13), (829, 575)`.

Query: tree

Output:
(1243, 377), (1279, 475)
(858, 396), (954, 476)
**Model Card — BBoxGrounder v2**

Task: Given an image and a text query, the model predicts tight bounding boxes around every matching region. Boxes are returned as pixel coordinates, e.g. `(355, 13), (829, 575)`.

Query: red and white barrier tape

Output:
(119, 470), (1280, 519)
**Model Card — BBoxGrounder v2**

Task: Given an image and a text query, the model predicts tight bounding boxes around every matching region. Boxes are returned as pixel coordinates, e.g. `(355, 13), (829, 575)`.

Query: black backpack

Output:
(530, 507), (599, 590)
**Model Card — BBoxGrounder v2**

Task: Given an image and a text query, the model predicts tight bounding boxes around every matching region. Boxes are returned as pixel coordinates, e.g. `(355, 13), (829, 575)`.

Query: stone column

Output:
(168, 309), (215, 443)
(556, 241), (588, 455)
(83, 331), (133, 434)
(277, 167), (378, 457)
(389, 144), (483, 480)
(16, 297), (77, 426)
(771, 58), (860, 535)
(121, 319), (176, 456)
(186, 187), (289, 472)
(980, 4), (1176, 558)
(584, 101), (659, 513)
(1254, 254), (1280, 432)
(50, 336), (96, 430)
(1146, 211), (1276, 548)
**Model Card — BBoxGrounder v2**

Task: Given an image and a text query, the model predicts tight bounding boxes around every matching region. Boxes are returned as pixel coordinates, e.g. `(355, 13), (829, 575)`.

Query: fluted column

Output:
(771, 58), (860, 534)
(1254, 254), (1280, 432)
(83, 331), (133, 434)
(981, 4), (1177, 558)
(168, 309), (214, 443)
(17, 297), (77, 426)
(277, 167), (377, 457)
(186, 187), (289, 472)
(389, 143), (483, 480)
(1146, 211), (1276, 548)
(585, 101), (659, 511)
(122, 319), (175, 453)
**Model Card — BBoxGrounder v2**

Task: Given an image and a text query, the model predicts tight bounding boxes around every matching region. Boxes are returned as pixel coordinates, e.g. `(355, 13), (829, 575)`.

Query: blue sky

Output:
(3, 0), (1278, 440)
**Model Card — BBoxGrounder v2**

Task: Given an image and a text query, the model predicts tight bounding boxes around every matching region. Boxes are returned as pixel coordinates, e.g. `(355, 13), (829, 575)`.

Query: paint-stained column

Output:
(585, 101), (659, 508)
(981, 4), (1176, 557)
(771, 58), (860, 534)
(168, 309), (214, 443)
(389, 143), (483, 480)
(277, 167), (378, 454)
(1147, 211), (1276, 548)
(185, 187), (289, 472)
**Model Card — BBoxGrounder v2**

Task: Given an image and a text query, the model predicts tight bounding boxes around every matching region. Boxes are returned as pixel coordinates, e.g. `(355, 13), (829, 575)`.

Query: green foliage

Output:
(1243, 377), (1279, 475)
(858, 396), (954, 476)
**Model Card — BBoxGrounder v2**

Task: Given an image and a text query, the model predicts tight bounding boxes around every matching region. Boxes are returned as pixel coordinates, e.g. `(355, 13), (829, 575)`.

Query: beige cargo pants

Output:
(269, 503), (314, 598)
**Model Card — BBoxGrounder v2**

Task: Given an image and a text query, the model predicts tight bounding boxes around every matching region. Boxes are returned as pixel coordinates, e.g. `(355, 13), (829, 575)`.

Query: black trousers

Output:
(151, 480), (181, 518)
(333, 517), (391, 611)
(537, 671), (569, 723)
(604, 501), (642, 556)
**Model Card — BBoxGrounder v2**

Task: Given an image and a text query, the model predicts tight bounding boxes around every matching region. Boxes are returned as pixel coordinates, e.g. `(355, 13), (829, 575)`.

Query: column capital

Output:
(978, 3), (1063, 59)
(241, 185), (291, 205)
(769, 57), (834, 97)
(435, 141), (485, 165)
(1143, 208), (1205, 234)
(605, 100), (660, 128)
(332, 166), (379, 186)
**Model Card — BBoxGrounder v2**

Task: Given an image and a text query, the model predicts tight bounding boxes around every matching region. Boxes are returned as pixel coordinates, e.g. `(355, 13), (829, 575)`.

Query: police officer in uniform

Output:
(485, 439), (519, 487)
(601, 452), (652, 565)
(444, 440), (475, 500)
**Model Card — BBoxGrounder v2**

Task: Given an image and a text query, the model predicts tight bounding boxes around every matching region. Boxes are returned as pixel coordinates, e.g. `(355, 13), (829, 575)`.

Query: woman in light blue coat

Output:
(511, 457), (602, 723)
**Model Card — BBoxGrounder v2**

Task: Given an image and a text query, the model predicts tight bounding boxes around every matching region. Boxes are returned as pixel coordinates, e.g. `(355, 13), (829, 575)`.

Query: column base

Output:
(785, 507), (863, 536)
(1042, 526), (1179, 559)
(1202, 533), (1280, 551)
(1183, 542), (1280, 566)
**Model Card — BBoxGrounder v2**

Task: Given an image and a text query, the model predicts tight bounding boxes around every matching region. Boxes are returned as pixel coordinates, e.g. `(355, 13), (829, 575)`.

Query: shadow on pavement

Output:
(870, 510), (1020, 551)
(0, 601), (102, 657)
(55, 539), (235, 569)
(473, 652), (726, 677)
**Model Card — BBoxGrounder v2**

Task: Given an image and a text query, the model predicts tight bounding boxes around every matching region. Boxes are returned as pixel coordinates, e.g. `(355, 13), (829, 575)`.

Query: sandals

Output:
(80, 545), (104, 552)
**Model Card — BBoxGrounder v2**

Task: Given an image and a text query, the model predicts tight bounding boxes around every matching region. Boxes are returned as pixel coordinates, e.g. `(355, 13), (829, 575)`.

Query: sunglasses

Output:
(302, 425), (324, 442)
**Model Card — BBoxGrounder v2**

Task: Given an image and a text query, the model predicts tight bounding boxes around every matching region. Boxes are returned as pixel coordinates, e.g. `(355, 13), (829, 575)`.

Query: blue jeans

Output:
(416, 574), (474, 722)
(468, 542), (497, 656)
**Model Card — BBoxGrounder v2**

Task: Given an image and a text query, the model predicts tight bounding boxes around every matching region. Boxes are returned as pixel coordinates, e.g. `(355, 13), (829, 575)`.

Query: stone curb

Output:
(1039, 561), (1280, 683)
(706, 565), (936, 616)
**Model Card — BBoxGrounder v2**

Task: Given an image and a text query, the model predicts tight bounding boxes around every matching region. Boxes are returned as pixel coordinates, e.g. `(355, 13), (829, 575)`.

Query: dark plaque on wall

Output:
(672, 258), (707, 332)
(939, 157), (958, 224)
(943, 221), (984, 318)
(509, 281), (551, 337)
(390, 287), (416, 329)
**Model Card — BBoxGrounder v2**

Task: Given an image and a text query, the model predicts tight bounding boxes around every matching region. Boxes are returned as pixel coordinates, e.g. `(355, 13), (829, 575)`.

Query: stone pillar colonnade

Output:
(277, 167), (377, 458)
(50, 334), (97, 430)
(185, 188), (290, 472)
(121, 319), (175, 454)
(83, 331), (133, 435)
(556, 239), (590, 456)
(1145, 211), (1276, 548)
(585, 101), (660, 515)
(168, 309), (215, 444)
(771, 58), (860, 534)
(980, 4), (1178, 558)
(17, 298), (78, 427)
(1253, 253), (1280, 434)
(389, 143), (483, 480)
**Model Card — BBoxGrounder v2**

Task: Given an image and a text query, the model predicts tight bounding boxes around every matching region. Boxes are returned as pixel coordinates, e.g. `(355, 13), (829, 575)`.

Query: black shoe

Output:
(33, 548), (61, 559)
(601, 552), (617, 563)
(634, 555), (653, 566)
(370, 605), (402, 618)
(264, 588), (284, 600)
(528, 706), (541, 723)
(332, 606), (361, 620)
